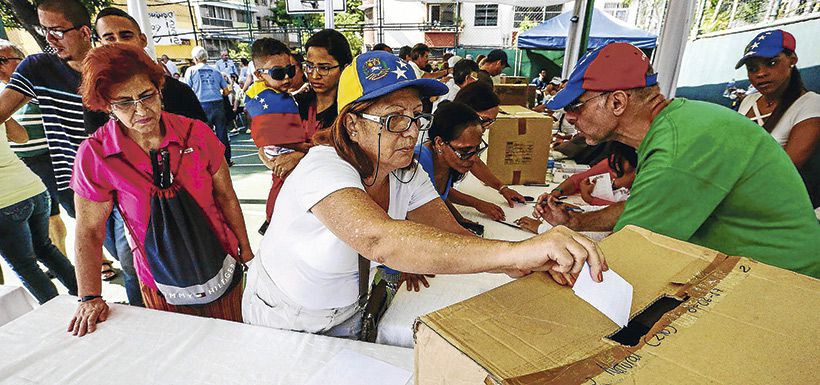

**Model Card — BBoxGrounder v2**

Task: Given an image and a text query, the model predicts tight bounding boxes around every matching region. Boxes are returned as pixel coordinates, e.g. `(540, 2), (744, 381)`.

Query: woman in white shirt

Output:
(0, 120), (77, 303)
(242, 51), (607, 339)
(736, 30), (820, 206)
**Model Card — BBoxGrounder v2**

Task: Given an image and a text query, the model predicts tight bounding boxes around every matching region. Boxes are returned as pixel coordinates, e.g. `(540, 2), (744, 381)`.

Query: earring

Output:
(436, 149), (442, 154)
(351, 132), (357, 137)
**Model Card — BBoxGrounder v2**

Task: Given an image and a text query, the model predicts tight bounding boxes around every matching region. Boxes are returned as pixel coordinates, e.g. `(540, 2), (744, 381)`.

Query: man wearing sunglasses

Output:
(185, 46), (232, 164)
(534, 42), (819, 278)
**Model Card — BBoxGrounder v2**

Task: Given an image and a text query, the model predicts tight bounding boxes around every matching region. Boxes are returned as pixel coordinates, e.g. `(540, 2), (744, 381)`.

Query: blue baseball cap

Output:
(735, 29), (796, 69)
(547, 42), (657, 111)
(338, 51), (449, 112)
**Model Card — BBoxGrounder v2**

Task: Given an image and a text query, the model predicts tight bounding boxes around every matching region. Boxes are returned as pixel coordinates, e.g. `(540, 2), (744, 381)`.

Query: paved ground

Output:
(0, 129), (272, 304)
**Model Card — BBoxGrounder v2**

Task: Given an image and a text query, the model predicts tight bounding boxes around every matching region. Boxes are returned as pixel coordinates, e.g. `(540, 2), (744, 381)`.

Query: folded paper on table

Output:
(304, 349), (412, 385)
(589, 173), (629, 202)
(572, 263), (633, 327)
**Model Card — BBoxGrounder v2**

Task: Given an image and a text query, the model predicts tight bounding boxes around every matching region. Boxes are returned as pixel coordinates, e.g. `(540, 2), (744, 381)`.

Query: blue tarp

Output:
(517, 8), (657, 50)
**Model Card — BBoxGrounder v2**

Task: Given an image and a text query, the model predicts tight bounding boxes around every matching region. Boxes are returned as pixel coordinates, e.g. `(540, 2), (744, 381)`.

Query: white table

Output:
(0, 296), (413, 385)
(0, 285), (37, 327)
(375, 174), (611, 348)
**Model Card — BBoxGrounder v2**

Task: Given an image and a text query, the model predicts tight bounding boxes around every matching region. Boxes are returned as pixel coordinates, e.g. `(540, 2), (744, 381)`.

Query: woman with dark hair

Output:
(446, 82), (527, 216)
(242, 51), (606, 338)
(736, 29), (820, 206)
(258, 29), (354, 234)
(416, 101), (505, 220)
(546, 141), (637, 206)
(68, 44), (253, 336)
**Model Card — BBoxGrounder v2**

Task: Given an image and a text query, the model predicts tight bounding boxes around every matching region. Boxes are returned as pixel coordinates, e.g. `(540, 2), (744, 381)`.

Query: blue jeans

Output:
(201, 100), (231, 163)
(105, 207), (143, 306)
(0, 191), (78, 304)
(57, 188), (143, 306)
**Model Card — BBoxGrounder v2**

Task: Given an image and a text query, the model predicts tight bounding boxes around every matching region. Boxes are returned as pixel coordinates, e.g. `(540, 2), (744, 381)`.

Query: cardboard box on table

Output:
(499, 76), (528, 85)
(494, 84), (536, 108)
(414, 225), (820, 385)
(484, 105), (552, 185)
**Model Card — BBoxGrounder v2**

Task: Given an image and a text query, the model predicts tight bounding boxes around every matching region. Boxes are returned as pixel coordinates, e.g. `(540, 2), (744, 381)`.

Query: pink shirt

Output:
(70, 112), (239, 289)
(565, 158), (628, 206)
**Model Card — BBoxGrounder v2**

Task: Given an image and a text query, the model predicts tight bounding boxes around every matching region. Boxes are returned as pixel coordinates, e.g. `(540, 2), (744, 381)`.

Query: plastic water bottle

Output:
(547, 157), (555, 182)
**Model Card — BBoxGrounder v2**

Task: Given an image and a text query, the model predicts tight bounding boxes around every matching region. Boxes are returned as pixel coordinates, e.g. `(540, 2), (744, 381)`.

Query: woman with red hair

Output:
(67, 44), (253, 336)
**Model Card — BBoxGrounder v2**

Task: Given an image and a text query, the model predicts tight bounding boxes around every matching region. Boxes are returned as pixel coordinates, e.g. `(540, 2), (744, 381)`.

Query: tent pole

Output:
(561, 0), (594, 78)
(652, 0), (696, 98)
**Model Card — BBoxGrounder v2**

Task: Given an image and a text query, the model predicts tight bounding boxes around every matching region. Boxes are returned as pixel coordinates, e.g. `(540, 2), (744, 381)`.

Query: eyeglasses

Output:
(446, 139), (488, 160)
(110, 92), (159, 113)
(257, 65), (296, 81)
(36, 25), (83, 40)
(303, 63), (341, 76)
(479, 116), (496, 129)
(563, 92), (611, 114)
(0, 56), (22, 65)
(358, 112), (433, 133)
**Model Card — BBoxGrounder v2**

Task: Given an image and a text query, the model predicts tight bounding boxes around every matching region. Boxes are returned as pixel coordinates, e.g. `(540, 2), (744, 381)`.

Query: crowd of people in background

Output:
(0, 0), (816, 342)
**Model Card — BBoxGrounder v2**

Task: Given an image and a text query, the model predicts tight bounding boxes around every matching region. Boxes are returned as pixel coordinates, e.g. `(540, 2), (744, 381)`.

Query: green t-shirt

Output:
(614, 98), (820, 277)
(9, 101), (47, 158)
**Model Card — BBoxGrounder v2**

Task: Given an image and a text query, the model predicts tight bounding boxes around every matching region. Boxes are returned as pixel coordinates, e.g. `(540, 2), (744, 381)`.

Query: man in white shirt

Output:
(408, 43), (449, 79)
(215, 51), (237, 76)
(160, 54), (178, 75)
(433, 58), (479, 111)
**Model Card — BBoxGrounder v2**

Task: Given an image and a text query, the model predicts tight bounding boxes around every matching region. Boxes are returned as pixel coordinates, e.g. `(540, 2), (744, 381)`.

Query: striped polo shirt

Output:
(8, 101), (48, 158)
(7, 53), (87, 191)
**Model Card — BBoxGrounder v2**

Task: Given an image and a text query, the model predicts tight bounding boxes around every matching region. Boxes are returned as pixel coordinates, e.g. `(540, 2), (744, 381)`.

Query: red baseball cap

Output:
(548, 42), (658, 110)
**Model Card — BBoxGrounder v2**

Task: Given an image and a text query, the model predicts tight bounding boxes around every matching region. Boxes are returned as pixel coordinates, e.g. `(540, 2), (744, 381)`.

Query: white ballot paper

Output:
(572, 263), (633, 327)
(304, 349), (412, 385)
(589, 173), (629, 203)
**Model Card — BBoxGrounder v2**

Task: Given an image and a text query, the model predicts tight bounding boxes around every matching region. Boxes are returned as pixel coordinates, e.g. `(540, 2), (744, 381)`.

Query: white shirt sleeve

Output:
(289, 146), (365, 212)
(786, 92), (820, 126)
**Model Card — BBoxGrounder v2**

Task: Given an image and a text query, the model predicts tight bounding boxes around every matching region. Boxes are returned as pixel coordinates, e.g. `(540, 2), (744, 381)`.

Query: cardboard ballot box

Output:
(499, 76), (528, 85)
(494, 84), (536, 108)
(484, 105), (552, 185)
(414, 226), (820, 385)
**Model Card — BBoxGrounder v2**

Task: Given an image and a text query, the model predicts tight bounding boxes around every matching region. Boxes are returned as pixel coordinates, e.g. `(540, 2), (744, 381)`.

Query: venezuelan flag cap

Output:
(337, 51), (449, 112)
(547, 42), (657, 111)
(735, 29), (796, 69)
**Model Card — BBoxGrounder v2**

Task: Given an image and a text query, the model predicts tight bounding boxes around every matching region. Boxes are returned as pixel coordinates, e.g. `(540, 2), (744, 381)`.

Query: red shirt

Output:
(70, 112), (239, 289)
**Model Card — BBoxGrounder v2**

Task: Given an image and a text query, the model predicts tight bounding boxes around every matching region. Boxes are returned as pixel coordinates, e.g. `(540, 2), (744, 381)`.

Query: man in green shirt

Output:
(536, 42), (819, 278)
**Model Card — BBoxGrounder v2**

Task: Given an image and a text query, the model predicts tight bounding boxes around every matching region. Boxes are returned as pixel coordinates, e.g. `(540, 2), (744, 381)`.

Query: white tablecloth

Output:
(0, 296), (413, 385)
(0, 285), (37, 327)
(374, 173), (611, 348)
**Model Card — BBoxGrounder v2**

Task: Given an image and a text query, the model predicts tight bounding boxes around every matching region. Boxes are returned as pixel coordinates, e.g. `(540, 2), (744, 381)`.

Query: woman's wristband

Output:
(497, 185), (508, 193)
(78, 295), (103, 303)
(552, 187), (564, 195)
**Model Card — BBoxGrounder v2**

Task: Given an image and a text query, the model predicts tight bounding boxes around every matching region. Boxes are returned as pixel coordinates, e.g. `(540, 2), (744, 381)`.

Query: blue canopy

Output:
(517, 8), (657, 50)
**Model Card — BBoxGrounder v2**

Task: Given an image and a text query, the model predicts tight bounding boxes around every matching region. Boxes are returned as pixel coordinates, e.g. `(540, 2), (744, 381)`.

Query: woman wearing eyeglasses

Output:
(257, 29), (354, 234)
(242, 51), (607, 339)
(415, 101), (505, 221)
(67, 44), (253, 336)
(450, 82), (527, 214)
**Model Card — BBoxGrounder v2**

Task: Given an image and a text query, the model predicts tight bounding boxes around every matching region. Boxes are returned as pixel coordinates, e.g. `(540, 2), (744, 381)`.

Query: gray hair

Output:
(191, 46), (208, 62)
(0, 39), (25, 59)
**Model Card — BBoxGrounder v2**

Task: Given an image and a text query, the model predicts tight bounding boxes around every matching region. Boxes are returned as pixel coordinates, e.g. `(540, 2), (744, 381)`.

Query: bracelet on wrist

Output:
(552, 187), (564, 195)
(78, 295), (103, 303)
(497, 185), (508, 192)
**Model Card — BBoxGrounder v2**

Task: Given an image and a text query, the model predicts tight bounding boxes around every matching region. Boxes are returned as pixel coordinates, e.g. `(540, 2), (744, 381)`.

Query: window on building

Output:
(474, 4), (498, 26)
(235, 10), (252, 24)
(204, 38), (233, 59)
(428, 3), (457, 25)
(257, 16), (263, 30)
(201, 5), (232, 27)
(513, 5), (562, 28)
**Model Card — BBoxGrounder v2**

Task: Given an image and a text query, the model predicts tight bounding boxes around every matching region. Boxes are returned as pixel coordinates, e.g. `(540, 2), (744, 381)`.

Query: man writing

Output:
(535, 42), (819, 278)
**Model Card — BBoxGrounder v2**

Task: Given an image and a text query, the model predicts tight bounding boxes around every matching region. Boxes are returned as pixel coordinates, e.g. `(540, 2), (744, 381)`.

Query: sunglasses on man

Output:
(257, 64), (296, 81)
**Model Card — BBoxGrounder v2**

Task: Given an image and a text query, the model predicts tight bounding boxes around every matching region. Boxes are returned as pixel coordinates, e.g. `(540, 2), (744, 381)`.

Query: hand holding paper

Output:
(573, 263), (633, 327)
